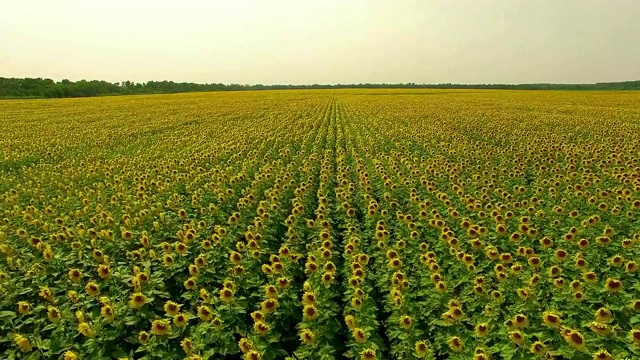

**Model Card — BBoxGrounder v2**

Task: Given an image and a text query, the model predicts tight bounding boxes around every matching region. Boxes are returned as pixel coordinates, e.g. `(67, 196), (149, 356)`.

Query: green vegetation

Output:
(1, 77), (639, 99)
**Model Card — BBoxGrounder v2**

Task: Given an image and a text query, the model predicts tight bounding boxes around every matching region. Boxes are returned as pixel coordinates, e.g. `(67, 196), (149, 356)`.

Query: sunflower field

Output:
(1, 89), (640, 360)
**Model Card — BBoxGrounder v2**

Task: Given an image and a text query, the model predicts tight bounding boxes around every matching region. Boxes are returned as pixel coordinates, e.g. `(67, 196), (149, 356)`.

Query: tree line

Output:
(1, 77), (639, 99)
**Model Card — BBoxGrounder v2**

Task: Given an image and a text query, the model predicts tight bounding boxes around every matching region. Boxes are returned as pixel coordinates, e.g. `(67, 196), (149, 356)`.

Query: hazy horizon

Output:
(2, 0), (640, 85)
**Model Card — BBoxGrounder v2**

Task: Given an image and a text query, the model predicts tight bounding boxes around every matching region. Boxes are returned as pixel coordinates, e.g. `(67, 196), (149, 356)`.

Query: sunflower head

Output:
(448, 336), (464, 352)
(151, 319), (170, 336)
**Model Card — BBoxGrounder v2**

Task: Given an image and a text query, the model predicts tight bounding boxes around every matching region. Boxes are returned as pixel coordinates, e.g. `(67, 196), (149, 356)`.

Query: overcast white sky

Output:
(1, 0), (639, 84)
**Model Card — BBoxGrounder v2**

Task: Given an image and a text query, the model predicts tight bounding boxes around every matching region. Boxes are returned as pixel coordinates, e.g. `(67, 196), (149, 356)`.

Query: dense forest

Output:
(1, 77), (639, 99)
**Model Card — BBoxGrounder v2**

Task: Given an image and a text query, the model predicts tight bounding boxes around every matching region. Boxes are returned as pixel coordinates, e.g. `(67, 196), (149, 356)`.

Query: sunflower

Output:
(604, 278), (623, 293)
(238, 337), (253, 353)
(68, 268), (82, 282)
(220, 288), (234, 303)
(251, 311), (265, 322)
(151, 319), (171, 336)
(530, 341), (546, 356)
(264, 285), (278, 299)
(584, 271), (598, 284)
(629, 329), (640, 346)
(63, 350), (78, 360)
(42, 246), (54, 261)
(415, 340), (430, 358)
(17, 301), (30, 314)
(399, 315), (413, 330)
(301, 292), (315, 305)
(542, 311), (562, 328)
(261, 299), (278, 313)
(360, 349), (376, 360)
(509, 330), (525, 346)
(39, 286), (54, 302)
(448, 336), (464, 352)
(138, 331), (150, 344)
(303, 304), (318, 320)
(244, 350), (261, 360)
(592, 349), (613, 360)
(163, 254), (175, 266)
(184, 277), (197, 290)
(352, 328), (367, 343)
(277, 277), (290, 289)
(475, 323), (489, 337)
(253, 321), (270, 336)
(129, 292), (148, 309)
(299, 328), (316, 346)
(67, 290), (77, 304)
(588, 322), (613, 336)
(321, 272), (334, 285)
(46, 306), (61, 323)
(197, 305), (213, 321)
(173, 313), (188, 327)
(101, 304), (115, 320)
(564, 330), (585, 349)
(595, 307), (612, 323)
(181, 338), (194, 355)
(164, 301), (181, 316)
(78, 322), (95, 338)
(13, 334), (32, 352)
(98, 264), (111, 279)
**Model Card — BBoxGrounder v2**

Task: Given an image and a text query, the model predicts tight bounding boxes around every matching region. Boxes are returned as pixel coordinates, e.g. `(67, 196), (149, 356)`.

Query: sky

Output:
(1, 0), (640, 85)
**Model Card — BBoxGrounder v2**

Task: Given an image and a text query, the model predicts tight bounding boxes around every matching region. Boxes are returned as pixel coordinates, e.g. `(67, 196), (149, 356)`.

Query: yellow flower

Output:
(264, 285), (278, 299)
(564, 329), (586, 349)
(173, 313), (188, 327)
(63, 350), (78, 360)
(415, 340), (430, 358)
(17, 301), (30, 314)
(197, 305), (213, 321)
(629, 329), (640, 346)
(352, 328), (367, 343)
(101, 304), (115, 320)
(244, 350), (261, 360)
(97, 264), (111, 279)
(151, 319), (171, 336)
(592, 349), (613, 360)
(261, 299), (278, 313)
(175, 242), (188, 254)
(253, 321), (270, 336)
(542, 311), (562, 328)
(220, 288), (234, 303)
(238, 337), (254, 353)
(75, 310), (85, 323)
(448, 336), (464, 352)
(68, 268), (82, 282)
(13, 334), (32, 352)
(604, 278), (623, 293)
(47, 306), (61, 323)
(163, 254), (175, 266)
(43, 246), (54, 261)
(303, 304), (318, 320)
(78, 322), (95, 338)
(475, 323), (489, 337)
(530, 341), (546, 356)
(129, 292), (148, 309)
(184, 277), (197, 290)
(68, 290), (79, 303)
(39, 286), (53, 302)
(509, 330), (525, 346)
(164, 301), (181, 316)
(595, 307), (613, 323)
(181, 338), (194, 355)
(299, 328), (316, 345)
(138, 331), (150, 344)
(85, 281), (100, 297)
(360, 348), (376, 360)
(399, 315), (413, 330)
